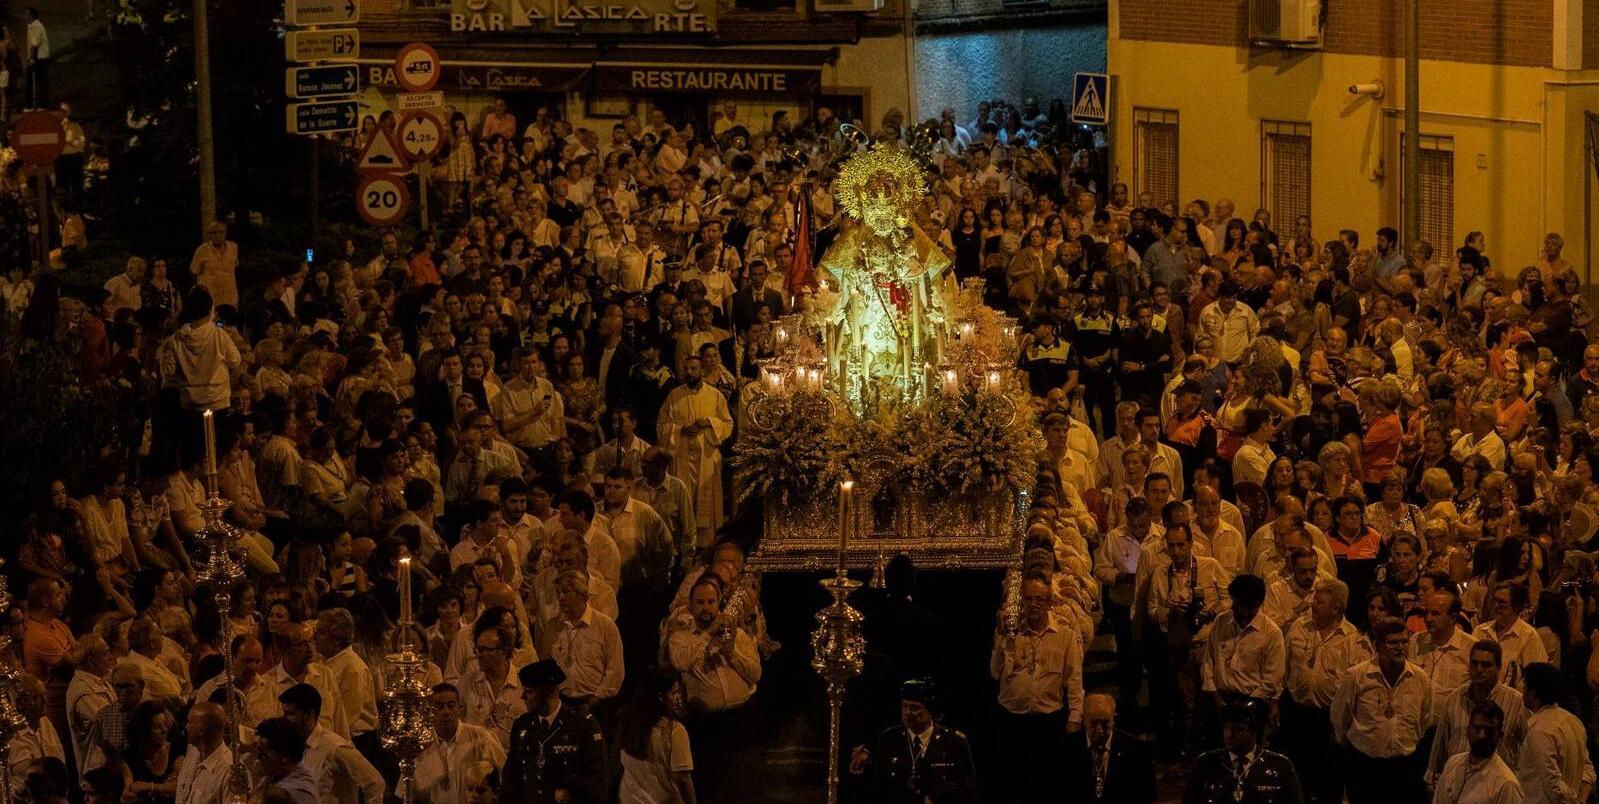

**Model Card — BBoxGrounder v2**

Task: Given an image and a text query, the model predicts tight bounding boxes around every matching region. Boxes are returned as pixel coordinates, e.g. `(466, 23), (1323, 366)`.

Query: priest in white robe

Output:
(657, 354), (734, 547)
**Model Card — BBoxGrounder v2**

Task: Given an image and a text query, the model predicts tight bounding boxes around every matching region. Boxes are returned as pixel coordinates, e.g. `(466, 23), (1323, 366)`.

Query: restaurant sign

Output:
(594, 63), (821, 96)
(450, 0), (714, 34)
(364, 61), (591, 93)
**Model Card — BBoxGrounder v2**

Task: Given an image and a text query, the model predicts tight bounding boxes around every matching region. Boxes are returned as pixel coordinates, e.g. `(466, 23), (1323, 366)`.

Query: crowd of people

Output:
(0, 88), (1595, 804)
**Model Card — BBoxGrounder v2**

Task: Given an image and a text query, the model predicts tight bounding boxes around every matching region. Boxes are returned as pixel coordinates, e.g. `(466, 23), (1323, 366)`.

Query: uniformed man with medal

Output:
(1184, 699), (1305, 804)
(502, 659), (609, 803)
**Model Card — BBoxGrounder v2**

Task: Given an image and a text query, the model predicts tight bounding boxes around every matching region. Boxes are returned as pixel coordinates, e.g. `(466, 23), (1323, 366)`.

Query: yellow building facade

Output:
(1107, 0), (1599, 281)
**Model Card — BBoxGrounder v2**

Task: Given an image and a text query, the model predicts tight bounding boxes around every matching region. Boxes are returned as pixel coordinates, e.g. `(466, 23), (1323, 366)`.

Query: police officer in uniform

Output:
(865, 679), (977, 804)
(1021, 315), (1079, 398)
(1069, 285), (1120, 437)
(502, 659), (609, 804)
(1184, 700), (1305, 804)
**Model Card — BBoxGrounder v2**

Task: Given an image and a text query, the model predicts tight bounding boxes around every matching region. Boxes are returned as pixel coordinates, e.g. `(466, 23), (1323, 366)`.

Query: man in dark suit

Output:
(586, 301), (636, 412)
(421, 348), (466, 432)
(863, 679), (977, 804)
(730, 258), (786, 332)
(1185, 699), (1304, 804)
(1065, 693), (1157, 804)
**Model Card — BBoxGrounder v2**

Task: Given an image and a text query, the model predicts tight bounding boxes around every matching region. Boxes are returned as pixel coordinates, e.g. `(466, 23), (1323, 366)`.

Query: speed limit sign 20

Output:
(357, 174), (410, 227)
(398, 110), (445, 163)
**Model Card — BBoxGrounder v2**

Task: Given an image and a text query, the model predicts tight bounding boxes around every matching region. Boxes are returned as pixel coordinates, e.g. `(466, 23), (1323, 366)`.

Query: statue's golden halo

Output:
(834, 147), (927, 224)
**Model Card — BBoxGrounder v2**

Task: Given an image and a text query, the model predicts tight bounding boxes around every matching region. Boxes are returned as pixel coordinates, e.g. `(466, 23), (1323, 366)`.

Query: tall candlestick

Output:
(398, 556), (413, 627)
(202, 409), (218, 488)
(838, 481), (854, 573)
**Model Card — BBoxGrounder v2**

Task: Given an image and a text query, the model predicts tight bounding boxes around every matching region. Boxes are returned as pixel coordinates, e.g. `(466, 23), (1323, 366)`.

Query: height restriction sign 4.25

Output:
(357, 174), (410, 227)
(397, 110), (444, 163)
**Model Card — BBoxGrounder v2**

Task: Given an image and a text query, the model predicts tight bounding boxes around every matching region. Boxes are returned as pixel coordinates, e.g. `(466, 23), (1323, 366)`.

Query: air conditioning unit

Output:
(1250, 0), (1323, 48)
(814, 0), (885, 12)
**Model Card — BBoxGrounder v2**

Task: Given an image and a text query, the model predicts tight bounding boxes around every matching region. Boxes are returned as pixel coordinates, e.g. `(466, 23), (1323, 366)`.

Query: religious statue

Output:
(814, 146), (954, 411)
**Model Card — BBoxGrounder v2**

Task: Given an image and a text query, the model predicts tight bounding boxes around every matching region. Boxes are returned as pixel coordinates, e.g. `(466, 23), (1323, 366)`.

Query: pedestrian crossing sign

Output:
(1071, 72), (1109, 125)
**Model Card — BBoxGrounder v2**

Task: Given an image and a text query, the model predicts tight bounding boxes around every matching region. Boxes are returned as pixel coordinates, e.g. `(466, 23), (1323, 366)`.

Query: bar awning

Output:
(356, 48), (598, 93)
(357, 45), (835, 96)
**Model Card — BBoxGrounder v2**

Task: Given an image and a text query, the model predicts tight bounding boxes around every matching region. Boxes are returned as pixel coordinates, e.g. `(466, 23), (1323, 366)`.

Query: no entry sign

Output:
(9, 111), (66, 166)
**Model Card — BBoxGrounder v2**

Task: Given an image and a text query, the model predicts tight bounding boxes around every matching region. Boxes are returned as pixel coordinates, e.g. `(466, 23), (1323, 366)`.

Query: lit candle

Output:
(943, 368), (959, 395)
(958, 321), (974, 341)
(838, 480), (855, 572)
(202, 409), (217, 479)
(986, 370), (1002, 391)
(398, 556), (413, 628)
(774, 325), (789, 351)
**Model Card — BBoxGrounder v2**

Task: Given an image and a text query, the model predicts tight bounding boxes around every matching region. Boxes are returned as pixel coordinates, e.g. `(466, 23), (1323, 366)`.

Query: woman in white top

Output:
(617, 671), (697, 804)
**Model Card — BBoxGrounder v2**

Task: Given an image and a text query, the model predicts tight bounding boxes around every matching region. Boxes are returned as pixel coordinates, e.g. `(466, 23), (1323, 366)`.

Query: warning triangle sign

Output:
(1072, 79), (1105, 123)
(357, 128), (410, 174)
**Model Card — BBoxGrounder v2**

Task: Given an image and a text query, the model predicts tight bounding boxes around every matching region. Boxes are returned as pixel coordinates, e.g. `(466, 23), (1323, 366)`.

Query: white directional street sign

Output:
(286, 101), (360, 135)
(285, 65), (361, 99)
(285, 0), (360, 25)
(286, 29), (360, 63)
(396, 92), (444, 111)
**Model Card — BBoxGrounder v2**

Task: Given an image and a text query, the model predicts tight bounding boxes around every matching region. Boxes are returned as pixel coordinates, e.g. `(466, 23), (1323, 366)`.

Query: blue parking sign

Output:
(1071, 73), (1109, 125)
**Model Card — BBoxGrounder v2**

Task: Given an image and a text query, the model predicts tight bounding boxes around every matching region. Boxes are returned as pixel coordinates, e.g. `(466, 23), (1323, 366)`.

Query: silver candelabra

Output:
(194, 410), (253, 802)
(381, 558), (433, 804)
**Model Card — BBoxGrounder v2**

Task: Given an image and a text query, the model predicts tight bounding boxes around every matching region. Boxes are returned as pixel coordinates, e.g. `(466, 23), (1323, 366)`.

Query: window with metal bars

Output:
(1417, 137), (1454, 254)
(1261, 121), (1311, 232)
(1400, 134), (1455, 252)
(1133, 108), (1179, 208)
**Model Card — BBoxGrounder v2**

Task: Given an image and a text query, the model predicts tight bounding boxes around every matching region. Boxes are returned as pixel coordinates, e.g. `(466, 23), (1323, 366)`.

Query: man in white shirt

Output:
(458, 625), (526, 750)
(1231, 409), (1276, 488)
(1471, 583), (1548, 689)
(1452, 403), (1508, 471)
(546, 570), (625, 704)
(1332, 617), (1434, 803)
(988, 574), (1085, 803)
(1426, 640), (1528, 786)
(1282, 576), (1367, 804)
(263, 624), (350, 739)
(1262, 548), (1319, 633)
(616, 224), (665, 293)
(1140, 523), (1228, 755)
(65, 634), (115, 784)
(1135, 408), (1185, 501)
(123, 617), (189, 704)
(416, 684), (506, 804)
(103, 257), (145, 315)
(1190, 485), (1246, 583)
(1412, 590), (1479, 706)
(492, 348), (566, 454)
(557, 489), (621, 594)
(585, 407), (651, 485)
(600, 468), (674, 592)
(8, 675), (63, 785)
(25, 8), (48, 107)
(173, 702), (230, 804)
(668, 574), (761, 713)
(1516, 662), (1594, 804)
(313, 609), (379, 749)
(278, 684), (385, 804)
(1432, 700), (1524, 804)
(451, 500), (519, 584)
(1198, 282), (1260, 364)
(1202, 574), (1285, 712)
